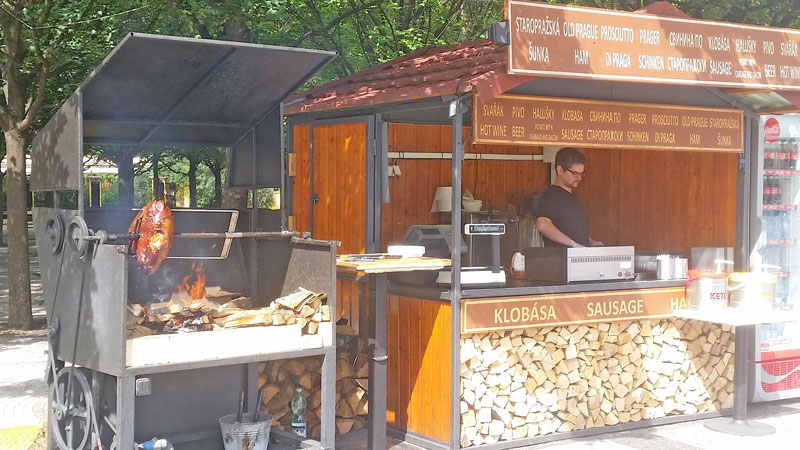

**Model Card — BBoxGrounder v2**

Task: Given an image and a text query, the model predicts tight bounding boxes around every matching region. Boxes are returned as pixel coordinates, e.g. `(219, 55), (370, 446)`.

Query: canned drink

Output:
(656, 254), (672, 280)
(779, 176), (793, 205)
(672, 257), (688, 279)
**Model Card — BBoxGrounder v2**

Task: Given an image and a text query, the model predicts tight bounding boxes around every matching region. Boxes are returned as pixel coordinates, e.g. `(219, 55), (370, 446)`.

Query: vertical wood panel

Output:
(594, 149), (738, 254)
(384, 124), (736, 255)
(386, 296), (451, 443)
(436, 302), (452, 441)
(387, 294), (400, 423)
(306, 122), (367, 326)
(398, 295), (411, 428)
(291, 124), (311, 232)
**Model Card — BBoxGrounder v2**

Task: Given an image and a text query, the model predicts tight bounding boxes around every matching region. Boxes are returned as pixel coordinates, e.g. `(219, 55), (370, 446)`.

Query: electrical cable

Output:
(0, 4), (146, 30)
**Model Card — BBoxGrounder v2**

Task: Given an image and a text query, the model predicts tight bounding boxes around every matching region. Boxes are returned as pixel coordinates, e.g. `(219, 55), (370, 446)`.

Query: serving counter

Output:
(381, 278), (735, 449)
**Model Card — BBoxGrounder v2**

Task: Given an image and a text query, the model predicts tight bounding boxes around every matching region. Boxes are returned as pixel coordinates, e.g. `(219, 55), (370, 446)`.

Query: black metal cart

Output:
(30, 33), (338, 450)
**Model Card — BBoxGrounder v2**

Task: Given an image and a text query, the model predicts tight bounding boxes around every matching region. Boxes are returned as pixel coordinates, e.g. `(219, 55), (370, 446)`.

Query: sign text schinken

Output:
(473, 94), (743, 152)
(509, 1), (800, 91)
(461, 287), (687, 333)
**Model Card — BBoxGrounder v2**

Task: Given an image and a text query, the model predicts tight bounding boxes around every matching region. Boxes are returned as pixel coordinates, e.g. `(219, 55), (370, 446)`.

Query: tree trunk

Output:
(221, 148), (247, 208)
(117, 153), (135, 209)
(212, 166), (222, 208)
(5, 128), (32, 329)
(0, 170), (6, 247)
(152, 152), (163, 200)
(188, 161), (197, 208)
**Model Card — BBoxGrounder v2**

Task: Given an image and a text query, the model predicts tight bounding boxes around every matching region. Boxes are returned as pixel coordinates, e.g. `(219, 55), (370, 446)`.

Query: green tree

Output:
(557, 1), (800, 26)
(91, 145), (153, 209)
(163, 147), (203, 208)
(0, 0), (137, 329)
(201, 147), (226, 207)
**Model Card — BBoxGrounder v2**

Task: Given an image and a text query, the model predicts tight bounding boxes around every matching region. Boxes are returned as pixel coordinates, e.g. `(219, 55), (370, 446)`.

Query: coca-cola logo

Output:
(765, 118), (780, 142)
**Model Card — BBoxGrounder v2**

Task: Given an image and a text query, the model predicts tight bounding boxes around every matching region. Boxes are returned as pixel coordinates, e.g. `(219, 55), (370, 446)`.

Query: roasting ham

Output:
(129, 200), (174, 273)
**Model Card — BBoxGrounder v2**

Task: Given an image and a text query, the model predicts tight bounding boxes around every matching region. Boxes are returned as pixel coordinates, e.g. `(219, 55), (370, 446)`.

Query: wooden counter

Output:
(381, 281), (734, 448)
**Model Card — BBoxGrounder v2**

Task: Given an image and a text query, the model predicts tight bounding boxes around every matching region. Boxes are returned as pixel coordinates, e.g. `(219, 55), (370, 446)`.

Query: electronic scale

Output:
(436, 223), (507, 285)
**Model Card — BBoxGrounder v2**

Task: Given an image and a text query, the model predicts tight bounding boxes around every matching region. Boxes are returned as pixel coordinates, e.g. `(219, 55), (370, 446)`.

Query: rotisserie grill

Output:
(30, 34), (337, 450)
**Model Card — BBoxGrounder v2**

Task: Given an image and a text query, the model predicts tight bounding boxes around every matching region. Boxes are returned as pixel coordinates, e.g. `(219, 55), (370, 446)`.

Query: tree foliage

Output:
(4, 0), (800, 331)
(0, 0), (139, 329)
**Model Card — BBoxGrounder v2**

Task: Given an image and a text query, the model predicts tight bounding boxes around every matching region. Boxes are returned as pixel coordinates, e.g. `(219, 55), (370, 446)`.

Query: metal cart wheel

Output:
(50, 367), (94, 450)
(67, 216), (91, 258)
(45, 214), (66, 254)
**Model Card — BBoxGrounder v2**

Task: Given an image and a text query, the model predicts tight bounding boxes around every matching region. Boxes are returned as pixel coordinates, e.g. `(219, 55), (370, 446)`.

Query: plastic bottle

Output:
(139, 438), (174, 450)
(290, 388), (307, 437)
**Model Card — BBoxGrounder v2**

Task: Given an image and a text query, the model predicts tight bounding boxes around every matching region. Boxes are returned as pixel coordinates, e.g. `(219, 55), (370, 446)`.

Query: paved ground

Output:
(0, 225), (48, 449)
(3, 225), (800, 449)
(337, 398), (800, 449)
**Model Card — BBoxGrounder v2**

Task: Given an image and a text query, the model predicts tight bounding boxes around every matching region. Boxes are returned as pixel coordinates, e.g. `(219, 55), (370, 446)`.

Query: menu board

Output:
(508, 1), (800, 90)
(473, 94), (743, 152)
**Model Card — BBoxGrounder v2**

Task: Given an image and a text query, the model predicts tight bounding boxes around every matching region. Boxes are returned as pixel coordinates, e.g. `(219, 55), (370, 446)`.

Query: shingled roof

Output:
(285, 2), (800, 116)
(284, 39), (531, 115)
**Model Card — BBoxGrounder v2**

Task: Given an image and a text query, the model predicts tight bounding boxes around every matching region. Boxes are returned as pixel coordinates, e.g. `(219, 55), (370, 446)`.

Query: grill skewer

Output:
(65, 215), (304, 258)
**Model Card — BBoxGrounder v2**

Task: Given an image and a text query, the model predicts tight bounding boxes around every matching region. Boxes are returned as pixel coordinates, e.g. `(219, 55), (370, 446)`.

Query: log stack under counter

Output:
(459, 319), (735, 446)
(253, 287), (737, 448)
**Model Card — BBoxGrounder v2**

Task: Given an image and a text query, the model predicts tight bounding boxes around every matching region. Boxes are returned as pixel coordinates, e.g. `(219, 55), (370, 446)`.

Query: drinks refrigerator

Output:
(750, 114), (800, 402)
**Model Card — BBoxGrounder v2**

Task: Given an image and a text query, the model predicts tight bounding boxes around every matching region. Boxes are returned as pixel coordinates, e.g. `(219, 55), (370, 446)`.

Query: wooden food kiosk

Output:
(282, 2), (800, 448)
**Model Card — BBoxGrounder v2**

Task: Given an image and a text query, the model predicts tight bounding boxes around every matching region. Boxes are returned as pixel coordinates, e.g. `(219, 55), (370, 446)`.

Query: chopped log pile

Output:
(126, 286), (330, 338)
(256, 325), (369, 438)
(459, 319), (735, 447)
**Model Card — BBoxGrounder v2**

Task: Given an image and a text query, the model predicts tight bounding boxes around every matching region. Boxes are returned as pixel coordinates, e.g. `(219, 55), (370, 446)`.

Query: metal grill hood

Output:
(80, 33), (335, 147)
(31, 33), (335, 192)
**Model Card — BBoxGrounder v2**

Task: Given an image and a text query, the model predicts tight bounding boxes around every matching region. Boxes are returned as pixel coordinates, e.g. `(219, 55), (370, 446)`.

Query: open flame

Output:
(169, 262), (206, 306)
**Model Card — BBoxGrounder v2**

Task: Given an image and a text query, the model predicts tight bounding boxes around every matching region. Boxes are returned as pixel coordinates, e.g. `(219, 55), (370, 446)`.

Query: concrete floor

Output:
(4, 227), (800, 450)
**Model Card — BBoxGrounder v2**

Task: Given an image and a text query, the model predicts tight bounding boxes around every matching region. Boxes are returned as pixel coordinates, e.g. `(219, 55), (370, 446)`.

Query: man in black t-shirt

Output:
(536, 147), (603, 248)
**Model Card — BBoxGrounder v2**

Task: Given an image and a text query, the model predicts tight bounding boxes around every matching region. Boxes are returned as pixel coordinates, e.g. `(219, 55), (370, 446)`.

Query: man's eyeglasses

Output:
(565, 168), (585, 178)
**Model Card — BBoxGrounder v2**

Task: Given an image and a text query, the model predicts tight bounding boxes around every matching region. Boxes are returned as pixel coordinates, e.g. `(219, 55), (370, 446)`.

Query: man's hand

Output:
(589, 237), (604, 247)
(536, 216), (584, 247)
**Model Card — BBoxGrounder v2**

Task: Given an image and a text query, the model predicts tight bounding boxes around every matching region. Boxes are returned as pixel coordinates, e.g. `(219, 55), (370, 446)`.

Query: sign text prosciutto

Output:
(474, 94), (743, 152)
(508, 1), (800, 90)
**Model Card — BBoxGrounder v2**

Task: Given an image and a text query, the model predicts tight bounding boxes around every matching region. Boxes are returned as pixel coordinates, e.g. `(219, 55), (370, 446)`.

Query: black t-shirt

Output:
(537, 185), (589, 247)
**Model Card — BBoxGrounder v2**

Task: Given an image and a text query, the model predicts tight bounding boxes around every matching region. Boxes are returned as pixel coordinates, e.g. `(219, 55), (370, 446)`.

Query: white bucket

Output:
(686, 275), (728, 310)
(219, 413), (273, 450)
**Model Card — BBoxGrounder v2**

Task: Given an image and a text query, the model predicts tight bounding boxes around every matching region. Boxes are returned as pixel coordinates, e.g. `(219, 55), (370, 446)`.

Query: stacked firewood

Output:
(256, 326), (369, 438)
(126, 287), (330, 337)
(459, 319), (735, 447)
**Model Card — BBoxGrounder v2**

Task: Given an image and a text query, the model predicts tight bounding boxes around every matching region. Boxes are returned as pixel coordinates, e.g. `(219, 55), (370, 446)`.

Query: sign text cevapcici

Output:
(508, 1), (800, 91)
(461, 287), (686, 333)
(473, 94), (743, 152)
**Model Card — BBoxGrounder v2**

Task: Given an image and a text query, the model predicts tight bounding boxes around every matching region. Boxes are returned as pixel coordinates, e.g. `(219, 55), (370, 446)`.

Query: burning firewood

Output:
(221, 307), (274, 328)
(217, 296), (254, 312)
(127, 286), (331, 338)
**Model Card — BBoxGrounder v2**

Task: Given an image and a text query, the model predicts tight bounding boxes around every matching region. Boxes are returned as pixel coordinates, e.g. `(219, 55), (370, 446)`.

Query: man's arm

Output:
(589, 237), (604, 246)
(536, 217), (585, 247)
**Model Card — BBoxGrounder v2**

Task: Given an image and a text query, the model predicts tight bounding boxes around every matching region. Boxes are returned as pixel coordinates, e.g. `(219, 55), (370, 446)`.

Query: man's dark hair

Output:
(555, 147), (585, 170)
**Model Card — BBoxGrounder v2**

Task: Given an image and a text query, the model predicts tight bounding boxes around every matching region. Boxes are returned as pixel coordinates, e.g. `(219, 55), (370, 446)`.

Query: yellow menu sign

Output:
(473, 94), (743, 152)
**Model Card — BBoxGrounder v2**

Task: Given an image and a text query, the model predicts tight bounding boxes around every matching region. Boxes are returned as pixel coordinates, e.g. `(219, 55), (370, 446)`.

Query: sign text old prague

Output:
(508, 1), (800, 91)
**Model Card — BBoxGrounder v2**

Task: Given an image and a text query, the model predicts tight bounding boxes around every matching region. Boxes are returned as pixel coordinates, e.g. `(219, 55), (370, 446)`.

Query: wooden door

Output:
(310, 122), (368, 253)
(290, 121), (368, 327)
